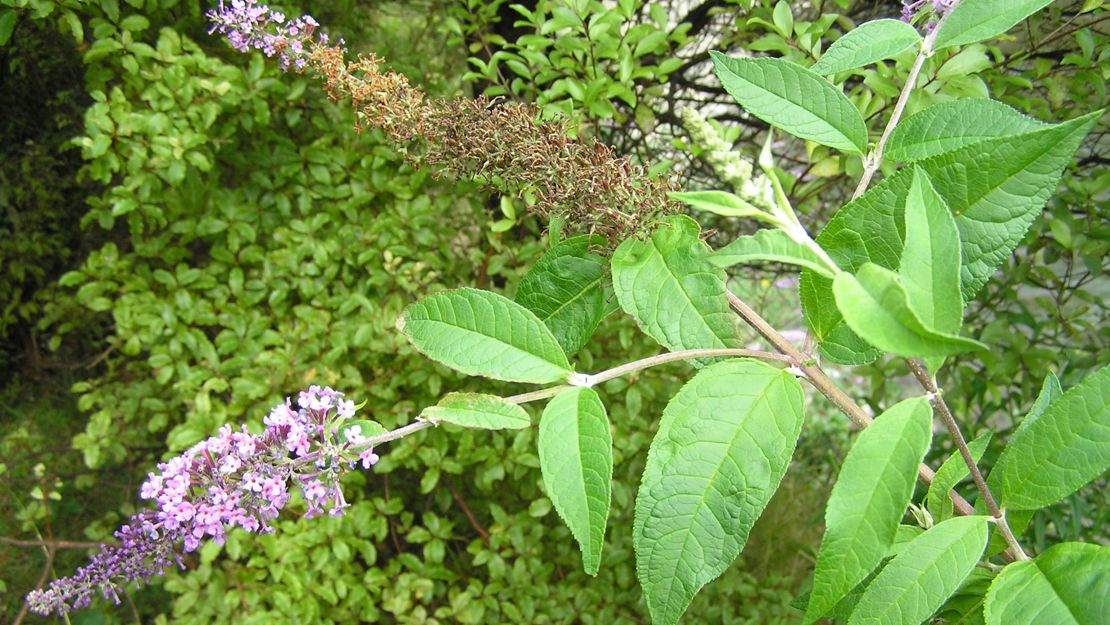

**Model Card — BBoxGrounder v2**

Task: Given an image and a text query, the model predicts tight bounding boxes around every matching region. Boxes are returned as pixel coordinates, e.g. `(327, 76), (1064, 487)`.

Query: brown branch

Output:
(0, 536), (105, 550)
(445, 478), (490, 544)
(906, 360), (1028, 561)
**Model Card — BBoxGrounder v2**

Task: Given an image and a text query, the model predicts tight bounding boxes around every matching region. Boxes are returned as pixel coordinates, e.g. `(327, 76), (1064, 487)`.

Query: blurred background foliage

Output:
(0, 0), (1106, 623)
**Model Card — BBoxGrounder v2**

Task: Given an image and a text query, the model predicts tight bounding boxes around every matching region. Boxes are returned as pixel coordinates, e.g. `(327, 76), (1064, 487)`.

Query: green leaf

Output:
(539, 387), (612, 575)
(933, 0), (1054, 51)
(635, 359), (804, 625)
(832, 263), (986, 358)
(899, 166), (963, 334)
(801, 111), (1099, 362)
(340, 419), (389, 440)
(670, 190), (770, 220)
(710, 229), (837, 278)
(848, 515), (991, 625)
(936, 111), (1100, 301)
(772, 0), (793, 37)
(886, 99), (1047, 162)
(398, 288), (572, 384)
(0, 11), (18, 47)
(710, 52), (868, 154)
(611, 215), (743, 363)
(984, 542), (1110, 625)
(927, 432), (992, 522)
(991, 364), (1110, 510)
(516, 235), (610, 355)
(1012, 371), (1062, 438)
(805, 397), (934, 624)
(422, 393), (531, 430)
(811, 19), (922, 75)
(800, 170), (913, 364)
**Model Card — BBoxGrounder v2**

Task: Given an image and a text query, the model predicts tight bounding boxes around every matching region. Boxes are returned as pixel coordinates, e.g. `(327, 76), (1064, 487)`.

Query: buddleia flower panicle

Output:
(206, 0), (335, 71)
(207, 3), (677, 241)
(26, 386), (381, 616)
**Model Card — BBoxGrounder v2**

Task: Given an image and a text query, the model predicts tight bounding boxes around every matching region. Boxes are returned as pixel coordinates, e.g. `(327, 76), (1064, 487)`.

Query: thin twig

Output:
(0, 536), (106, 549)
(906, 359), (1029, 560)
(445, 477), (490, 544)
(582, 348), (793, 387)
(852, 2), (959, 198)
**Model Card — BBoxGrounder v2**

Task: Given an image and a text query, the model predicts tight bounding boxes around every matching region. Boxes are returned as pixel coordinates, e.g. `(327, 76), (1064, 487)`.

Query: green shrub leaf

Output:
(670, 190), (770, 220)
(340, 419), (390, 440)
(832, 263), (986, 358)
(611, 215), (743, 363)
(848, 515), (991, 625)
(899, 166), (964, 335)
(984, 542), (1110, 625)
(886, 99), (1047, 162)
(992, 364), (1110, 510)
(422, 392), (531, 430)
(516, 235), (611, 356)
(710, 52), (868, 154)
(933, 1), (1055, 51)
(710, 229), (837, 278)
(398, 288), (572, 384)
(927, 432), (992, 522)
(805, 397), (933, 624)
(539, 387), (612, 576)
(635, 359), (804, 625)
(811, 19), (921, 76)
(1013, 372), (1062, 438)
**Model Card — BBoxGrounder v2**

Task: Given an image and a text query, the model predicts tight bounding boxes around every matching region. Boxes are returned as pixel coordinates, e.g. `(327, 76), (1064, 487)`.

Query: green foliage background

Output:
(1, 0), (1106, 623)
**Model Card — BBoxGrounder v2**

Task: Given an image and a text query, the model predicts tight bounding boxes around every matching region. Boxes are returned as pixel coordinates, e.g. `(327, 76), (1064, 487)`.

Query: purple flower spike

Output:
(206, 0), (328, 71)
(26, 386), (381, 615)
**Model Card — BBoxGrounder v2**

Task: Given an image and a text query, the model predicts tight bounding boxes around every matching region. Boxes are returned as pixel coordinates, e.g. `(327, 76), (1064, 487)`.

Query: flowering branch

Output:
(26, 386), (376, 615)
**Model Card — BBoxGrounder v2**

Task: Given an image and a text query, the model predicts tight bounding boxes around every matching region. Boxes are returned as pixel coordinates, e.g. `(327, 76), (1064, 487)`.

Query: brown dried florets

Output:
(309, 47), (677, 241)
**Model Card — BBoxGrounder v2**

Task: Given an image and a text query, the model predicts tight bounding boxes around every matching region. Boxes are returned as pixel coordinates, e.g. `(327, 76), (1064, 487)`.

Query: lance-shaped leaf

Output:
(833, 264), (986, 358)
(1013, 372), (1062, 438)
(926, 432), (992, 522)
(933, 0), (1055, 51)
(991, 364), (1110, 510)
(539, 387), (612, 576)
(811, 19), (922, 75)
(805, 397), (933, 624)
(801, 110), (1098, 363)
(984, 541), (1110, 625)
(711, 51), (868, 154)
(516, 235), (610, 356)
(848, 515), (991, 625)
(611, 215), (744, 363)
(422, 393), (531, 430)
(925, 110), (1101, 300)
(671, 190), (771, 220)
(886, 99), (1047, 162)
(398, 288), (572, 384)
(635, 359), (804, 625)
(900, 166), (963, 333)
(711, 228), (838, 278)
